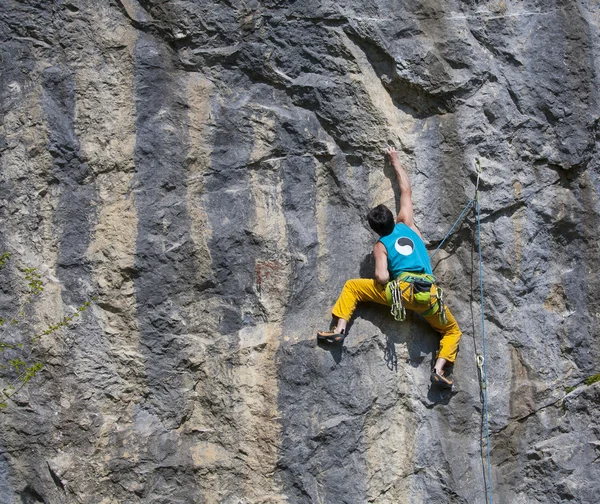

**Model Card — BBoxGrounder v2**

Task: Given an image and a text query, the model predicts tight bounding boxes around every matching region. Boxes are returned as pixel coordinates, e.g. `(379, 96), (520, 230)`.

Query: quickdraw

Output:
(436, 286), (448, 325)
(386, 272), (448, 325)
(476, 354), (486, 390)
(388, 279), (407, 322)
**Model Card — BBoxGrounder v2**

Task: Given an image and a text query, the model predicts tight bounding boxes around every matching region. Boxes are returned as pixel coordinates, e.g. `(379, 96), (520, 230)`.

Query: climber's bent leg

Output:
(319, 279), (388, 338)
(331, 278), (388, 321)
(399, 284), (461, 382)
(423, 306), (462, 365)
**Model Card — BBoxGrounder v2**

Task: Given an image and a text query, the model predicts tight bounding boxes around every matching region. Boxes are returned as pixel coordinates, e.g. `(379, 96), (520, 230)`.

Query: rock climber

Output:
(317, 146), (462, 388)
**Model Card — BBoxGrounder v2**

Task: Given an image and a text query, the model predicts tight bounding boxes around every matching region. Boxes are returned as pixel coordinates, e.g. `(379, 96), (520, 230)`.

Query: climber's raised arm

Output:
(386, 146), (422, 239)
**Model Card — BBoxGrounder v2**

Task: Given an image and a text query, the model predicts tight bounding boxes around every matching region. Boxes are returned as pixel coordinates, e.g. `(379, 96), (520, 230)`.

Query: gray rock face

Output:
(1, 0), (599, 502)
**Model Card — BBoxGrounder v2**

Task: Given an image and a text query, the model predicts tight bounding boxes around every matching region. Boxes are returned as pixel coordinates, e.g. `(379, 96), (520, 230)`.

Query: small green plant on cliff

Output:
(0, 251), (94, 408)
(584, 374), (600, 386)
(564, 374), (600, 395)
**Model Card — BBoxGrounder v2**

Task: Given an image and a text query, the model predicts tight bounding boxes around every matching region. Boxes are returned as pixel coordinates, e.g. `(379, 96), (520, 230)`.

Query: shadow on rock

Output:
(427, 363), (457, 405)
(355, 304), (441, 371)
(427, 385), (458, 405)
(359, 252), (375, 278)
(384, 333), (398, 371)
(316, 338), (344, 364)
(316, 300), (444, 375)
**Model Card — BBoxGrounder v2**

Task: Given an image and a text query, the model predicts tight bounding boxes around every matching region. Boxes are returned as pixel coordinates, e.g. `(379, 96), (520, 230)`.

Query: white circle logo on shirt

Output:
(395, 237), (415, 256)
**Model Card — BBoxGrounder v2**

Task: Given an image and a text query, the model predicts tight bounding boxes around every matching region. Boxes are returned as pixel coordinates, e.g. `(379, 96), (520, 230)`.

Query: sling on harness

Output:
(384, 271), (448, 324)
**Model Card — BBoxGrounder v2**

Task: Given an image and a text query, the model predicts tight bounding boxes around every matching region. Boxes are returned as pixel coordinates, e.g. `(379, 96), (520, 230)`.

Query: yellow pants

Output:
(331, 278), (462, 363)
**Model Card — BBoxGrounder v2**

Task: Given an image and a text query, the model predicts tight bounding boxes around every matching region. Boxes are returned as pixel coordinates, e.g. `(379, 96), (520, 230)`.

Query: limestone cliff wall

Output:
(1, 1), (599, 503)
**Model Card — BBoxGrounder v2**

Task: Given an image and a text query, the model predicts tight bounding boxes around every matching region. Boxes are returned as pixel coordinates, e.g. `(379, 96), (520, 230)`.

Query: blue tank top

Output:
(379, 223), (433, 279)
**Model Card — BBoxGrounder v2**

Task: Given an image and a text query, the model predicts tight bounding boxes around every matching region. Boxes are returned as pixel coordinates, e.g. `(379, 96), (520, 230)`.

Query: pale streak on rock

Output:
(1, 47), (73, 403)
(234, 323), (286, 501)
(315, 159), (330, 285)
(78, 7), (139, 342)
(72, 3), (144, 496)
(511, 207), (525, 281)
(241, 128), (289, 497)
(246, 109), (291, 320)
(339, 30), (416, 209)
(1, 58), (59, 282)
(249, 109), (277, 165)
(340, 31), (416, 146)
(184, 72), (222, 336)
(7, 97), (64, 313)
(543, 284), (568, 314)
(190, 441), (233, 470)
(249, 165), (291, 319)
(185, 73), (213, 248)
(364, 400), (417, 503)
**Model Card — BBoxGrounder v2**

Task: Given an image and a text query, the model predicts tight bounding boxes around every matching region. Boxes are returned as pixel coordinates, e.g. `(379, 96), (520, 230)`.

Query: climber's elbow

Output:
(375, 270), (390, 285)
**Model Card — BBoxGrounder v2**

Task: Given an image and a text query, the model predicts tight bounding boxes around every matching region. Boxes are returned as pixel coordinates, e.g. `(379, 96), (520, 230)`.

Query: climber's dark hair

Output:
(367, 204), (395, 236)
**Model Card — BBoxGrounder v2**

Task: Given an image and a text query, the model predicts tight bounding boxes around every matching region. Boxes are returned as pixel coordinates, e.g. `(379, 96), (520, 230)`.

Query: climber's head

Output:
(367, 204), (395, 236)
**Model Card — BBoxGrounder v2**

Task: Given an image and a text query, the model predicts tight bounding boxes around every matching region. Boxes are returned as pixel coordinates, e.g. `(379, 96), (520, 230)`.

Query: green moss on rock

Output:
(584, 374), (600, 386)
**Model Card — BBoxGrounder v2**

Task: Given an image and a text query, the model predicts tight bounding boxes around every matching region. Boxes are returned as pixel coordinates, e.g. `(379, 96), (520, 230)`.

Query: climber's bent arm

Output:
(373, 241), (390, 284)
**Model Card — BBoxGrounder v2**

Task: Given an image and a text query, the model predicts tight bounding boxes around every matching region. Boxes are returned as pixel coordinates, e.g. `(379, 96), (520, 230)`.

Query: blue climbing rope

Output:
(476, 183), (494, 504)
(429, 198), (475, 260)
(430, 161), (494, 503)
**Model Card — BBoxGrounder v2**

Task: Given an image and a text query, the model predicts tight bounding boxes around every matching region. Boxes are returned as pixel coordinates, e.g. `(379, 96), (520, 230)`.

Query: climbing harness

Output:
(385, 272), (447, 324)
(428, 158), (494, 504)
